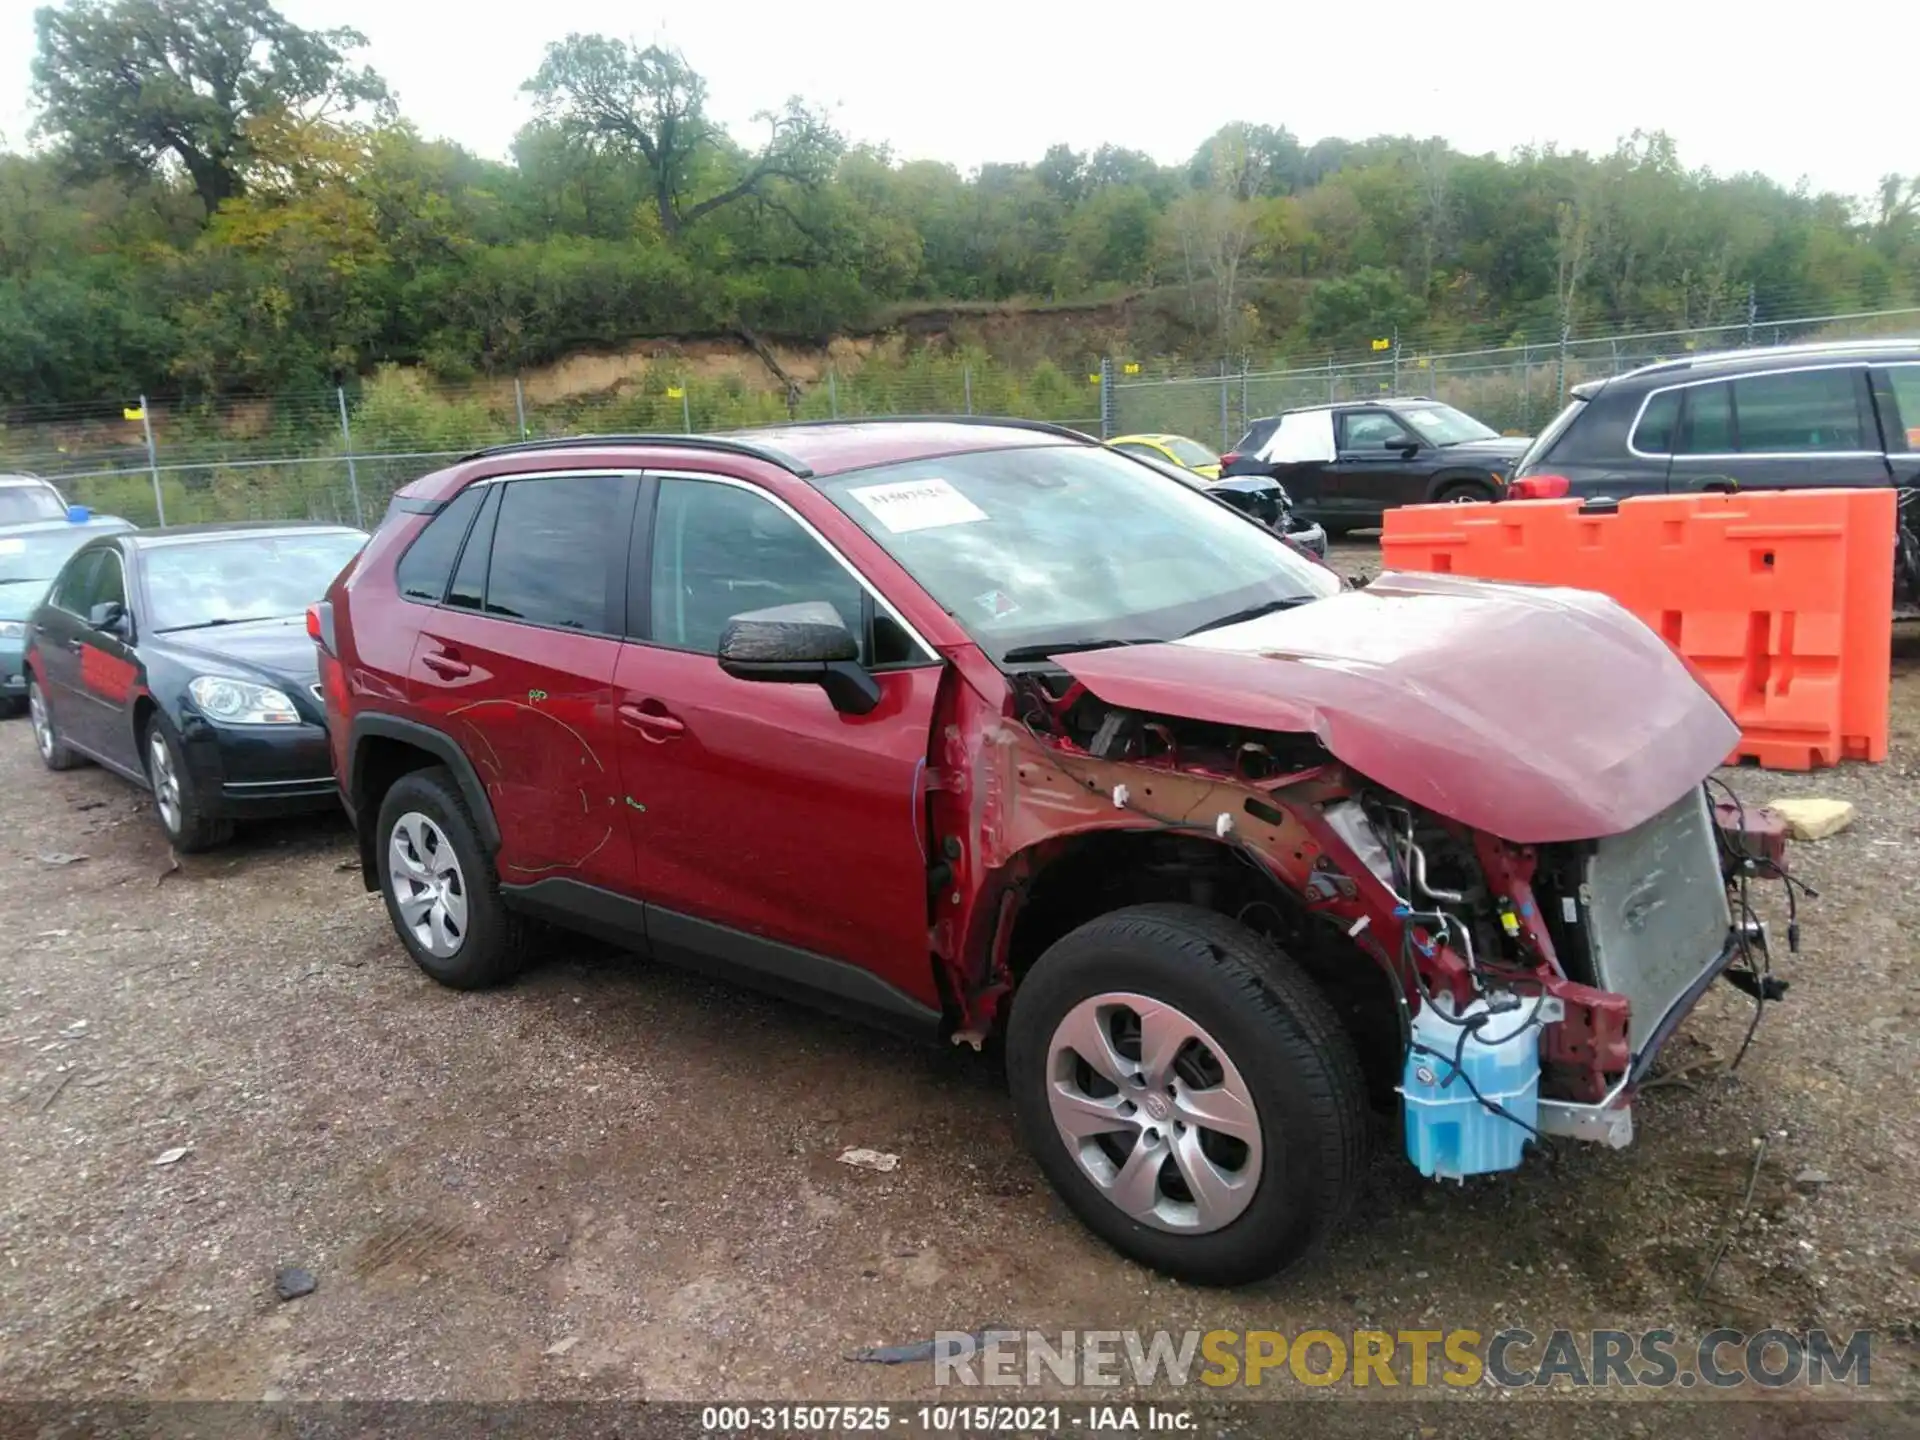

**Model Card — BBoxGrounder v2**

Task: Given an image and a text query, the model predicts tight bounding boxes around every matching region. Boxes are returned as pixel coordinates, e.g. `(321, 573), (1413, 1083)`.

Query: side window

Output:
(93, 552), (127, 613)
(1731, 369), (1868, 453)
(50, 551), (102, 614)
(1632, 389), (1682, 454)
(446, 484), (500, 612)
(482, 475), (629, 632)
(1340, 411), (1411, 449)
(1114, 443), (1156, 460)
(1884, 365), (1920, 451)
(1677, 382), (1735, 454)
(395, 486), (483, 603)
(648, 479), (869, 660)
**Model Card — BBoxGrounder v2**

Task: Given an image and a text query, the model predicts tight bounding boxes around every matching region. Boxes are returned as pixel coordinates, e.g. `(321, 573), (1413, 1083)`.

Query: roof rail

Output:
(1631, 337), (1919, 377)
(460, 432), (816, 478)
(732, 414), (1098, 443)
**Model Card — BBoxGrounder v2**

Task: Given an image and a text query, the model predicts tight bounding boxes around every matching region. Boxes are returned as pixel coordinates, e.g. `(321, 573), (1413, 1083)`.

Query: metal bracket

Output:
(1538, 1098), (1634, 1149)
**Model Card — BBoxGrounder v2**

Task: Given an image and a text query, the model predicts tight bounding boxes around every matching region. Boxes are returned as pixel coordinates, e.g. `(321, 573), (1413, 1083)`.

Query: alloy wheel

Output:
(1045, 991), (1264, 1234)
(28, 682), (53, 760)
(389, 811), (469, 959)
(148, 730), (183, 834)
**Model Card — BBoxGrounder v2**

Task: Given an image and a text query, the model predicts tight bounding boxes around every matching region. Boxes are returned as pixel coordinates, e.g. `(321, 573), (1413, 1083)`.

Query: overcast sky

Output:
(0, 0), (1911, 203)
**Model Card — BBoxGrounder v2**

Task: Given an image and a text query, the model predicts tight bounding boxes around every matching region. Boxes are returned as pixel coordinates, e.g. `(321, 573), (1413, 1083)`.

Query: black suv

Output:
(1507, 340), (1920, 610)
(1220, 398), (1525, 534)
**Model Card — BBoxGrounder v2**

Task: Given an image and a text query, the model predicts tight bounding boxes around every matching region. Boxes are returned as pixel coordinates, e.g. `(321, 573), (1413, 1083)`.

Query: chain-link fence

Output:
(1110, 305), (1920, 451)
(5, 303), (1916, 529)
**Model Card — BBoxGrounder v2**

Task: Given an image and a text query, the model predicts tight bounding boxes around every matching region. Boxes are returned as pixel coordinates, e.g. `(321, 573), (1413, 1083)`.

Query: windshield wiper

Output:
(155, 614), (293, 633)
(1182, 596), (1307, 638)
(1001, 637), (1161, 664)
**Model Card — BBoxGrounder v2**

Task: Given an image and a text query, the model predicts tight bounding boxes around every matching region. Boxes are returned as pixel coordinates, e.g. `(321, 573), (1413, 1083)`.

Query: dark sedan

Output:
(24, 522), (367, 850)
(1220, 398), (1528, 533)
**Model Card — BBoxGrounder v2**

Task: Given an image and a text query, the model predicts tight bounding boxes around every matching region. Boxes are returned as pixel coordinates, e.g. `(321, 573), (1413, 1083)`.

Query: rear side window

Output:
(1234, 419), (1279, 453)
(394, 487), (483, 603)
(1730, 368), (1868, 452)
(445, 486), (500, 612)
(1513, 397), (1584, 471)
(1632, 390), (1682, 454)
(1677, 383), (1735, 454)
(1883, 364), (1920, 450)
(483, 475), (630, 632)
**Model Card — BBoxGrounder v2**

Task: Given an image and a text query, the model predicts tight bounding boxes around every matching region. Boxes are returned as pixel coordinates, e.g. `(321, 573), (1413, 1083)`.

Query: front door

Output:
(405, 472), (641, 893)
(613, 473), (944, 1012)
(1328, 408), (1427, 522)
(37, 545), (138, 762)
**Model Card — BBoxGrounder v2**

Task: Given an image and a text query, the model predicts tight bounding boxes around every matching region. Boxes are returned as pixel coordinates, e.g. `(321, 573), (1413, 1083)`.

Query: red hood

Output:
(1055, 571), (1738, 843)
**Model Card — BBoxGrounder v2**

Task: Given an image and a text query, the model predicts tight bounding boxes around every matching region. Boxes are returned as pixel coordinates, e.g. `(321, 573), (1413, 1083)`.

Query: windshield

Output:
(1398, 404), (1500, 445)
(1163, 436), (1220, 468)
(0, 527), (121, 589)
(818, 444), (1340, 665)
(0, 484), (66, 524)
(145, 531), (367, 632)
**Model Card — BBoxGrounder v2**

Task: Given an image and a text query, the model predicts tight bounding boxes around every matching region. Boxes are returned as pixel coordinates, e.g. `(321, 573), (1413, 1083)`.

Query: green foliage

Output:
(6, 14), (1920, 410)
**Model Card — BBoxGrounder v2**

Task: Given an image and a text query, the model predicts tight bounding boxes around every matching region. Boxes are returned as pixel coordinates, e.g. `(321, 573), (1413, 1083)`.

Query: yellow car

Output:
(1109, 433), (1222, 480)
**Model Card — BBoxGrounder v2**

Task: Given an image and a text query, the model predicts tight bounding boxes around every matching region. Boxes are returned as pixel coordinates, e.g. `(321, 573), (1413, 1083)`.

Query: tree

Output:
(31, 0), (388, 218)
(523, 35), (840, 240)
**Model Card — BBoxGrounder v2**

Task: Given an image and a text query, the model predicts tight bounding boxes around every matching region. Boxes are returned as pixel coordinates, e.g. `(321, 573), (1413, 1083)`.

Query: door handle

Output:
(618, 702), (685, 740)
(62, 637), (83, 653)
(421, 651), (471, 680)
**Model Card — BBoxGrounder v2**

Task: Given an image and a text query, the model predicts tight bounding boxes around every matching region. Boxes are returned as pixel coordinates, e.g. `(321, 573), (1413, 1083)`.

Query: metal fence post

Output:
(963, 365), (973, 416)
(681, 387), (693, 432)
(1745, 284), (1758, 348)
(1521, 345), (1532, 431)
(1238, 361), (1249, 436)
(1098, 357), (1115, 439)
(336, 386), (364, 529)
(1391, 328), (1401, 397)
(828, 369), (839, 419)
(138, 394), (165, 528)
(513, 377), (529, 439)
(1327, 355), (1336, 404)
(1219, 359), (1231, 451)
(1556, 321), (1571, 400)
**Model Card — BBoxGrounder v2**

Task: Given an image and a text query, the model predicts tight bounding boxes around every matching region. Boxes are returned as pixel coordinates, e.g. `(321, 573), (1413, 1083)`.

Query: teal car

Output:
(0, 511), (136, 716)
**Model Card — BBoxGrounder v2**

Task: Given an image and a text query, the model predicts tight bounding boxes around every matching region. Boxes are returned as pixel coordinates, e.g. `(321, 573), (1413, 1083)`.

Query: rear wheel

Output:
(28, 675), (83, 772)
(1007, 903), (1370, 1286)
(376, 766), (529, 990)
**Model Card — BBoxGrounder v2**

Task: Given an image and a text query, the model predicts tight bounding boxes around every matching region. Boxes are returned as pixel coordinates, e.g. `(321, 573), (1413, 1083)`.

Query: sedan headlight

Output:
(188, 676), (300, 725)
(0, 620), (24, 640)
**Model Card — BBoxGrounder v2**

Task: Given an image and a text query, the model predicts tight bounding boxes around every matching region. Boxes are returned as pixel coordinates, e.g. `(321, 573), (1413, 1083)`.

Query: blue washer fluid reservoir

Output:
(1401, 994), (1544, 1181)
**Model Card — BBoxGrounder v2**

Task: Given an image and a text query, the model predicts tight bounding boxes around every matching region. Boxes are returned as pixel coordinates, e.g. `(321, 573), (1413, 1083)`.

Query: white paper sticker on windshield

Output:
(847, 478), (988, 534)
(0, 538), (24, 555)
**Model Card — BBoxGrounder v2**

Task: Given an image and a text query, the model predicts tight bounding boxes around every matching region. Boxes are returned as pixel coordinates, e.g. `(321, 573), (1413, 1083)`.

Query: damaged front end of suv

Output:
(936, 570), (1795, 1187)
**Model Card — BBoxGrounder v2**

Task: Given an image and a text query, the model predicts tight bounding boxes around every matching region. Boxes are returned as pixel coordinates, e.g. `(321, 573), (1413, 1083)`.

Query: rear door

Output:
(1663, 366), (1890, 493)
(1872, 362), (1920, 488)
(405, 472), (642, 893)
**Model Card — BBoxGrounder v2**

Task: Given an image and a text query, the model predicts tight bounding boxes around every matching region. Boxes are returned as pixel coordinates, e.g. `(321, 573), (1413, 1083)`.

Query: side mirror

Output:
(717, 602), (880, 716)
(88, 600), (129, 637)
(1389, 440), (1422, 458)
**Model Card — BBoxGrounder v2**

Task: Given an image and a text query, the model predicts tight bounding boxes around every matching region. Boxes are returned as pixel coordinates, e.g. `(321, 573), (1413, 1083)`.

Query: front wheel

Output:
(1435, 480), (1496, 505)
(144, 716), (233, 852)
(1006, 904), (1370, 1287)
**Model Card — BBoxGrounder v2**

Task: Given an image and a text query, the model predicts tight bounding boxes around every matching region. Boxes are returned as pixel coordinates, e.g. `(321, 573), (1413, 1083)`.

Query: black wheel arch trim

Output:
(347, 714), (502, 881)
(1424, 470), (1502, 501)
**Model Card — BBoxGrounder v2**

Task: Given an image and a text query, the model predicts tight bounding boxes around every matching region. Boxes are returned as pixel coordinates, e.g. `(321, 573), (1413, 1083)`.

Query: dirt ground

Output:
(2, 540), (1917, 1427)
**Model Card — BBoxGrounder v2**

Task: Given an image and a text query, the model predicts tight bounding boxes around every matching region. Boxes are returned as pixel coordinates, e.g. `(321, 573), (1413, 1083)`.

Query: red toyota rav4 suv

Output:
(315, 419), (1792, 1285)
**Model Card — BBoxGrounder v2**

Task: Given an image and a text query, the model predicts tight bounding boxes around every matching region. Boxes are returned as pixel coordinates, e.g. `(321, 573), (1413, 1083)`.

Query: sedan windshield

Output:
(819, 444), (1340, 665)
(0, 483), (66, 524)
(1162, 436), (1221, 468)
(1398, 404), (1500, 445)
(0, 527), (119, 588)
(145, 531), (366, 632)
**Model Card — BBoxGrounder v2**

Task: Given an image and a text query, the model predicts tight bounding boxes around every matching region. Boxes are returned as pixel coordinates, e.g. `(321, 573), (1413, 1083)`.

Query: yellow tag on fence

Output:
(665, 386), (685, 399)
(123, 405), (145, 421)
(1370, 337), (1392, 352)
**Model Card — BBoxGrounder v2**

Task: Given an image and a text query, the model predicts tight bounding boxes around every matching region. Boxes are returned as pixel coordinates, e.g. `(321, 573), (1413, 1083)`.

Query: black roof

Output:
(125, 520), (365, 548)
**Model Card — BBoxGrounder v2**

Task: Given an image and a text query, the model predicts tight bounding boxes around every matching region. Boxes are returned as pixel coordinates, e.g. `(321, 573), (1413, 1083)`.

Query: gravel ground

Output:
(2, 539), (1916, 1425)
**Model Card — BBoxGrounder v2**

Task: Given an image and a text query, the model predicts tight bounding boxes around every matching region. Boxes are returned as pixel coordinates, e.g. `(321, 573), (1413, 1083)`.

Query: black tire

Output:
(1435, 480), (1496, 504)
(1007, 903), (1369, 1287)
(27, 674), (84, 772)
(374, 765), (529, 990)
(143, 714), (234, 853)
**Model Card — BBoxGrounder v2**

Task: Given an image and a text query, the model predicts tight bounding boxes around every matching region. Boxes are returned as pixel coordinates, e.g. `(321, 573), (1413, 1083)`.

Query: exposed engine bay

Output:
(932, 657), (1798, 1180)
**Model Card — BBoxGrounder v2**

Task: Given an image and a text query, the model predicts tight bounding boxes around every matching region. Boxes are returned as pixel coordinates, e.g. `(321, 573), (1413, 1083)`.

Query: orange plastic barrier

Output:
(1381, 488), (1895, 770)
